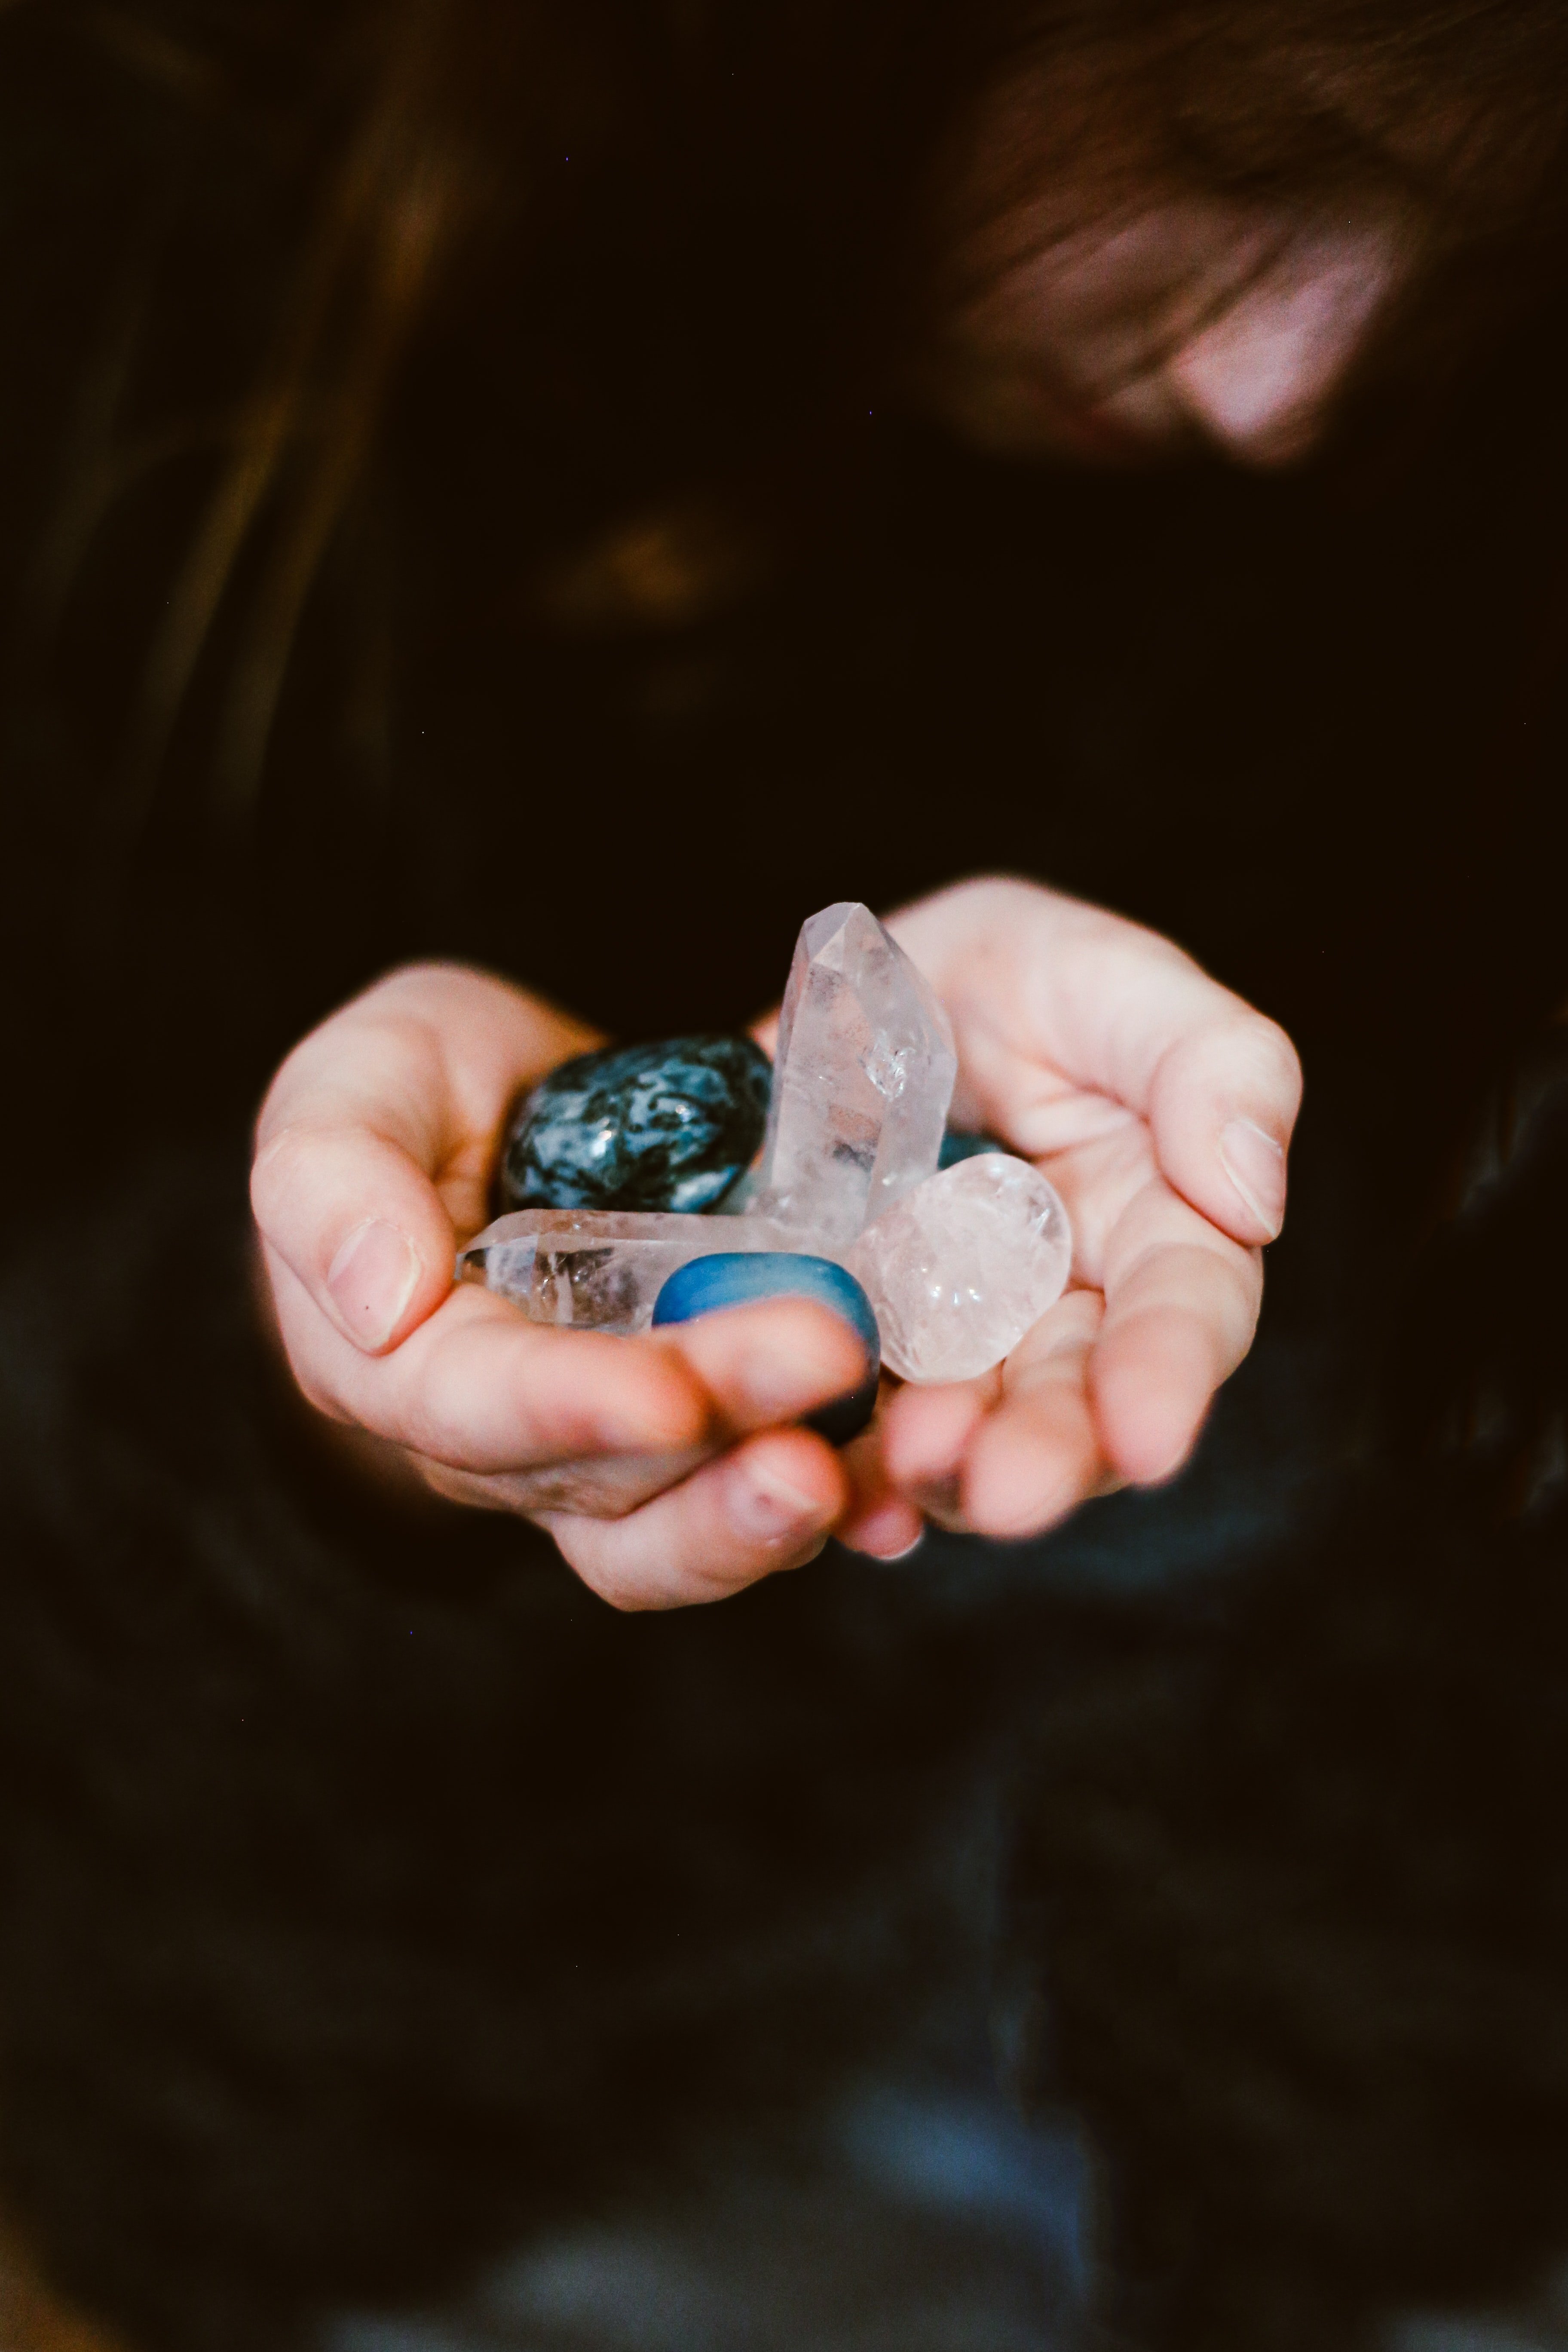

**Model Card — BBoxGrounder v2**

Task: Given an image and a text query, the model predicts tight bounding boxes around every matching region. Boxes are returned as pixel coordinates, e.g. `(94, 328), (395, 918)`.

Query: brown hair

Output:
(27, 0), (1568, 819)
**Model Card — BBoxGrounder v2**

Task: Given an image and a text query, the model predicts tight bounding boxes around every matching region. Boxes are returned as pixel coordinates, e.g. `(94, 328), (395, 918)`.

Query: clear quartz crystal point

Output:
(457, 1208), (817, 1337)
(754, 902), (958, 1245)
(846, 1154), (1073, 1384)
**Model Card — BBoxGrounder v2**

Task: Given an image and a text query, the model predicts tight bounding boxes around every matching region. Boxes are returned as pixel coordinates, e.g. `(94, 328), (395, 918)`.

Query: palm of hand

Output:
(839, 885), (1292, 1549)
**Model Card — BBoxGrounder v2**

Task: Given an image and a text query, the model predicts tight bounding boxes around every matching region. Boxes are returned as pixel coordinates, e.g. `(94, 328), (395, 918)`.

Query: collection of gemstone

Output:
(459, 902), (1073, 1417)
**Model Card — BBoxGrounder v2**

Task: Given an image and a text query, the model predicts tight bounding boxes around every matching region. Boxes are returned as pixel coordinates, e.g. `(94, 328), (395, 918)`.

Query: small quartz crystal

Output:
(754, 902), (957, 1244)
(846, 1153), (1072, 1383)
(458, 1208), (814, 1336)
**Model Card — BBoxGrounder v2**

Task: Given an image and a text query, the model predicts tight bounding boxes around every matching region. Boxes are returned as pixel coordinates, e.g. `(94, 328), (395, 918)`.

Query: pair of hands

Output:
(252, 878), (1301, 1608)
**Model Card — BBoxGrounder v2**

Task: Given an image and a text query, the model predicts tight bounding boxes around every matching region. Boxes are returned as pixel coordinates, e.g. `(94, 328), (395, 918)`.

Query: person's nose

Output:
(1162, 226), (1399, 464)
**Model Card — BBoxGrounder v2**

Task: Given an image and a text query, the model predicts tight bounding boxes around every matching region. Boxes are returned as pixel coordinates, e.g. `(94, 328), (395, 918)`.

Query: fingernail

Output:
(326, 1219), (423, 1351)
(1218, 1118), (1286, 1239)
(847, 1502), (927, 1560)
(729, 1461), (829, 1544)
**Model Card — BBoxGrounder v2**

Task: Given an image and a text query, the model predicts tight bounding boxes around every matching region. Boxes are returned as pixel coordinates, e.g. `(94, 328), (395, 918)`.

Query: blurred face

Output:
(928, 195), (1406, 466)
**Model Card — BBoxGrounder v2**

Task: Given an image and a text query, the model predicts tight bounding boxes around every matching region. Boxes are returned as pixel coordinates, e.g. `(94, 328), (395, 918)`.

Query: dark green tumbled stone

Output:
(501, 1035), (773, 1215)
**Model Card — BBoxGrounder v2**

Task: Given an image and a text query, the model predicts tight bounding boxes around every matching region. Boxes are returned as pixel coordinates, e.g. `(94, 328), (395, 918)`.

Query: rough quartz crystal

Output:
(846, 1153), (1072, 1383)
(465, 906), (1077, 1393)
(501, 1035), (772, 1216)
(458, 1208), (812, 1337)
(754, 903), (957, 1244)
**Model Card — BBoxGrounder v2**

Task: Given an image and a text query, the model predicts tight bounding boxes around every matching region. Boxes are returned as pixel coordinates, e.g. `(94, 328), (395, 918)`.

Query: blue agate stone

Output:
(502, 1035), (772, 1216)
(651, 1253), (881, 1446)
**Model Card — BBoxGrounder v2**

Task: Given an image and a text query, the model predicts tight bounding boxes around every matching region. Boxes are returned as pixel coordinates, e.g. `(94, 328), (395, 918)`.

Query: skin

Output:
(253, 878), (1301, 1609)
(925, 199), (1406, 464)
(924, 49), (1415, 469)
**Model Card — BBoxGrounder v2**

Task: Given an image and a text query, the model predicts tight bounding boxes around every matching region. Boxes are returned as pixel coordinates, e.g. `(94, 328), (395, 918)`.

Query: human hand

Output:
(829, 878), (1302, 1554)
(251, 965), (867, 1608)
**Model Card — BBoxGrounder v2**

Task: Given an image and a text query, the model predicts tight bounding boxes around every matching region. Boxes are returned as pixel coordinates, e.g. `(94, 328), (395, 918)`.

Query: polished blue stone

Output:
(502, 1035), (772, 1215)
(651, 1253), (881, 1446)
(939, 1128), (1009, 1169)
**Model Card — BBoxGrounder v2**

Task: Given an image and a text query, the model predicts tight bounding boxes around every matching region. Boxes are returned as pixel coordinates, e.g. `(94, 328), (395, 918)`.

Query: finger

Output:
(1092, 1237), (1261, 1485)
(254, 1121), (457, 1355)
(270, 1269), (871, 1525)
(836, 1402), (927, 1559)
(890, 881), (1302, 1245)
(836, 1493), (927, 1558)
(1146, 1010), (1302, 1248)
(410, 1445), (713, 1520)
(653, 1296), (873, 1436)
(268, 1254), (715, 1470)
(536, 1426), (848, 1610)
(254, 963), (598, 1355)
(960, 1289), (1109, 1536)
(417, 1298), (874, 1524)
(876, 1369), (1002, 1530)
(1039, 1114), (1262, 1488)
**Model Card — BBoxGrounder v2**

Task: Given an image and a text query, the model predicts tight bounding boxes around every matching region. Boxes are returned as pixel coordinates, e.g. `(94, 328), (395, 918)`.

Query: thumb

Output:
(1146, 1011), (1303, 1247)
(251, 1119), (457, 1355)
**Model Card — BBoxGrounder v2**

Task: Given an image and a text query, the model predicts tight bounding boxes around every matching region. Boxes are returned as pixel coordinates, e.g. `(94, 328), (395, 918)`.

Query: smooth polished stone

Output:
(754, 903), (956, 1245)
(939, 1129), (1009, 1169)
(501, 1035), (772, 1216)
(652, 1252), (880, 1445)
(460, 1208), (814, 1337)
(846, 1153), (1072, 1384)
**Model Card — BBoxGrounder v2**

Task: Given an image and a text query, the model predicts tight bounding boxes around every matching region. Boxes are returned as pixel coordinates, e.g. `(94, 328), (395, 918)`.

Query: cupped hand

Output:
(833, 878), (1302, 1555)
(251, 964), (868, 1608)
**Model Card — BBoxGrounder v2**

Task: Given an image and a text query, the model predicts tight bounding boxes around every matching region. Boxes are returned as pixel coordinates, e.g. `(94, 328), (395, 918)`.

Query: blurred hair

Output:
(11, 0), (1568, 819)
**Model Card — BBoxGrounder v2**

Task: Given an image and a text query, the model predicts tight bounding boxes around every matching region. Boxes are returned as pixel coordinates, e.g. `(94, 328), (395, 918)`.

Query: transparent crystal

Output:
(754, 902), (957, 1244)
(458, 1208), (818, 1337)
(846, 1154), (1072, 1384)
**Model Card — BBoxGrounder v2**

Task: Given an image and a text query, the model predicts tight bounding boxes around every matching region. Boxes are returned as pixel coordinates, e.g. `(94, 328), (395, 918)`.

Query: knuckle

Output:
(1110, 1232), (1253, 1317)
(772, 1533), (830, 1574)
(1247, 1012), (1304, 1100)
(248, 1121), (326, 1229)
(283, 1349), (355, 1426)
(1164, 1007), (1302, 1112)
(563, 1546), (664, 1611)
